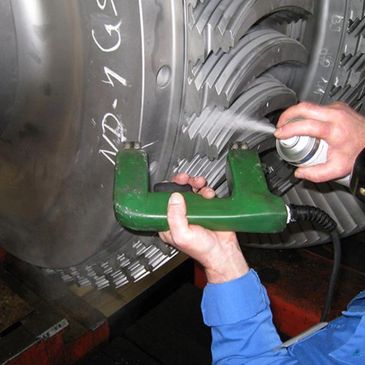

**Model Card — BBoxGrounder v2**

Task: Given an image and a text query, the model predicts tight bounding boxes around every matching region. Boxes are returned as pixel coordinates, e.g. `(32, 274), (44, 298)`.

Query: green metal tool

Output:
(113, 143), (288, 233)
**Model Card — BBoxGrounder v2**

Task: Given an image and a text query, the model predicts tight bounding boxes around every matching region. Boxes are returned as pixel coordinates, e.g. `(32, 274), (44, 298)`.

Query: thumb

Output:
(167, 193), (190, 242)
(295, 163), (343, 183)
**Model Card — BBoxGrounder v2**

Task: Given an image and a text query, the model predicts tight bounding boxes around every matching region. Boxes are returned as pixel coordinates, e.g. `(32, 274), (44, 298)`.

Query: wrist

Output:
(204, 243), (249, 284)
(205, 265), (249, 284)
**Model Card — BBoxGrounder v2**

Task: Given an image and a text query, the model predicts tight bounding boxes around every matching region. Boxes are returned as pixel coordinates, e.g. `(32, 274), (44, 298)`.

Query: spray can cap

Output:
(276, 135), (320, 165)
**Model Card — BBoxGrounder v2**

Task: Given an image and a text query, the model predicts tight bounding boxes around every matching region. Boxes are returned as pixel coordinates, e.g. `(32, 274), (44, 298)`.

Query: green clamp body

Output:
(113, 145), (288, 233)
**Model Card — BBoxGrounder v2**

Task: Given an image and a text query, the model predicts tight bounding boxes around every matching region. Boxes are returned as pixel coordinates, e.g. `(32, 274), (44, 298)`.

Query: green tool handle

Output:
(113, 148), (288, 233)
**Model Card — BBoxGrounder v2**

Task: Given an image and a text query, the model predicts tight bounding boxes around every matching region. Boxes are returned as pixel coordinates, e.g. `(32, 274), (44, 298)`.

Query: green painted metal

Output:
(113, 148), (288, 233)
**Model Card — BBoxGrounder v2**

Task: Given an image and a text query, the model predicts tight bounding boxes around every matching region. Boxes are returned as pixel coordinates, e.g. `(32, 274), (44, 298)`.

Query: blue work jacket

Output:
(201, 269), (365, 364)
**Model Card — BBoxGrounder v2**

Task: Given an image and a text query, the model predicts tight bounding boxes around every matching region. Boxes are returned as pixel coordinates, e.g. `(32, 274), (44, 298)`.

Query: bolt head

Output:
(231, 142), (249, 150)
(241, 143), (249, 150)
(123, 141), (141, 150)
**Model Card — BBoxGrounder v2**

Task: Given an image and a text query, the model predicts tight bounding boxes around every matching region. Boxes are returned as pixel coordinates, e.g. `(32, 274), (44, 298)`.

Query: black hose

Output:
(289, 205), (341, 322)
(289, 205), (337, 232)
(321, 231), (341, 321)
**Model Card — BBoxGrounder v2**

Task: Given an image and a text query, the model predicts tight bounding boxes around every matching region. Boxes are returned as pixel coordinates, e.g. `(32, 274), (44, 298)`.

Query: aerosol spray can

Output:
(276, 135), (350, 187)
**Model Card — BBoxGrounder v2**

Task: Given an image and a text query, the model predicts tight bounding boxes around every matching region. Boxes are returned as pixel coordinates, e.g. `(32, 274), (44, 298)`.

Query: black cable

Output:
(321, 231), (341, 321)
(288, 205), (341, 322)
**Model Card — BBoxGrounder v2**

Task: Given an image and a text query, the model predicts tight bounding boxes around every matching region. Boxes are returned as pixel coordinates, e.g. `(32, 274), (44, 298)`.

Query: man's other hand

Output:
(275, 102), (365, 183)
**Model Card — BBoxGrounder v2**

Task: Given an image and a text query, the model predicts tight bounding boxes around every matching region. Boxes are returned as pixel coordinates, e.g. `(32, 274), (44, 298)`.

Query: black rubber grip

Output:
(153, 182), (193, 193)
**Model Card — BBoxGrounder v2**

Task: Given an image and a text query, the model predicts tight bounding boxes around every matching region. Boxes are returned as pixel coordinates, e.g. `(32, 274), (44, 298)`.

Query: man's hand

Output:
(275, 101), (365, 183)
(159, 173), (249, 284)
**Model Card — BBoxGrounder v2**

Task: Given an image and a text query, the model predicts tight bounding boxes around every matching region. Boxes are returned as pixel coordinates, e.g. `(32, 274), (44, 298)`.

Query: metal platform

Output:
(0, 251), (108, 365)
(0, 249), (187, 365)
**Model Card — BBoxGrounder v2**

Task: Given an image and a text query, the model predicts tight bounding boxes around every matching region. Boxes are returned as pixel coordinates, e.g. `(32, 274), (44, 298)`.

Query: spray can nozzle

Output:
(279, 136), (300, 148)
(276, 135), (326, 166)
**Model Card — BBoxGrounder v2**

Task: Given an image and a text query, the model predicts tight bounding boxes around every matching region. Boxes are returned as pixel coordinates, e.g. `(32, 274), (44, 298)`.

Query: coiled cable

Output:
(288, 205), (341, 322)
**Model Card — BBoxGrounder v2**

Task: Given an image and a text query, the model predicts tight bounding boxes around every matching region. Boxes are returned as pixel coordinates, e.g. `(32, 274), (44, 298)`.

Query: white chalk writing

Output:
(96, 0), (118, 16)
(102, 66), (128, 87)
(92, 21), (122, 53)
(91, 1), (128, 165)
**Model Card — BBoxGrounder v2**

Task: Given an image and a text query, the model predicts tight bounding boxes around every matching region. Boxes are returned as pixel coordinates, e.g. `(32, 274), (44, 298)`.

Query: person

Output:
(159, 101), (365, 364)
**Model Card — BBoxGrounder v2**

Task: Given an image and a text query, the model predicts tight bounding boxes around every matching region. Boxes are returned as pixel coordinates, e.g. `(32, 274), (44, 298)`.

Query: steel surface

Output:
(0, 0), (364, 287)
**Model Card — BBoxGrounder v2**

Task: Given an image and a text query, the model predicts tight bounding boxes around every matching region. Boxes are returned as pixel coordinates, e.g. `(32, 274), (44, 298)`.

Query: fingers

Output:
(295, 162), (345, 183)
(277, 102), (337, 128)
(172, 173), (206, 191)
(166, 193), (192, 246)
(171, 173), (190, 185)
(170, 172), (215, 199)
(275, 101), (365, 183)
(275, 118), (331, 140)
(159, 230), (173, 244)
(199, 186), (216, 199)
(190, 176), (207, 191)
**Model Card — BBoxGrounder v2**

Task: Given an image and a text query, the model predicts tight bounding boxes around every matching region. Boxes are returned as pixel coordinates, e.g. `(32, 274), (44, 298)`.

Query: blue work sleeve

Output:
(201, 269), (298, 365)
